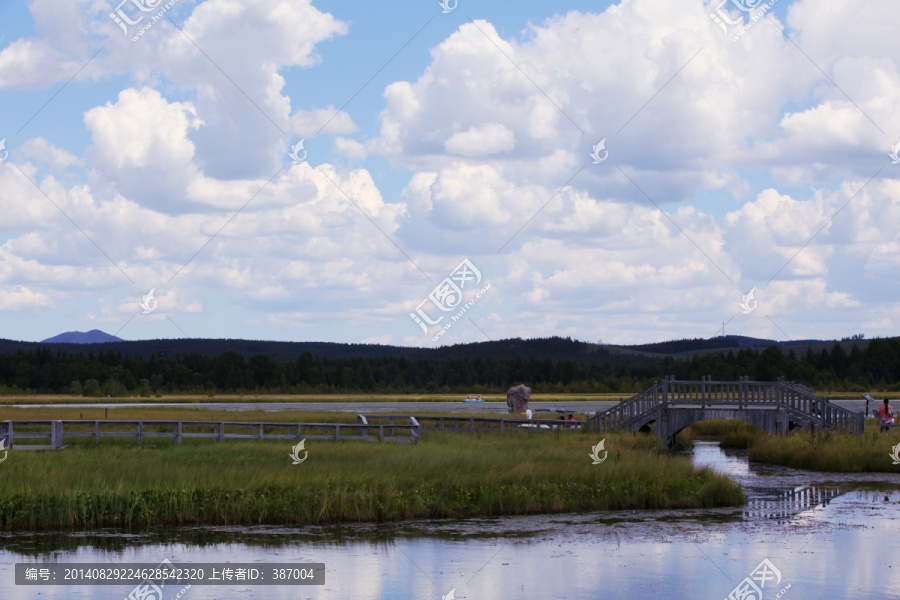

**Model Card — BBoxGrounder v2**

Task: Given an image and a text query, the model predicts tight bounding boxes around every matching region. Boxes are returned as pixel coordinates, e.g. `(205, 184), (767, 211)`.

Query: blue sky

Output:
(0, 0), (898, 346)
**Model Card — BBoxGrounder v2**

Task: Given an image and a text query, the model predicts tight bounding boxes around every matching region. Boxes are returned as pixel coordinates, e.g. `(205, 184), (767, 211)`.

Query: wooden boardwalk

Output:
(587, 376), (864, 447)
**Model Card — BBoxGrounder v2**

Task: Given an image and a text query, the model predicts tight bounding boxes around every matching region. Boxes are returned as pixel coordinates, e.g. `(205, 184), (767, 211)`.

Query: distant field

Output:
(0, 406), (361, 423)
(0, 406), (594, 423)
(0, 393), (626, 405)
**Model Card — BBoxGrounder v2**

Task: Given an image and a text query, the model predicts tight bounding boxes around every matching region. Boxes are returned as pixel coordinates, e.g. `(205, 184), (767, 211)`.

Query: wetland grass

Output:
(747, 423), (900, 472)
(679, 418), (900, 472)
(0, 430), (743, 531)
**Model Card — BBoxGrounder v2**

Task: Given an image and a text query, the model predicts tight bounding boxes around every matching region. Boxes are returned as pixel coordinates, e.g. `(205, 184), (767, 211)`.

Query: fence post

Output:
(136, 421), (143, 445)
(258, 423), (264, 441)
(0, 421), (10, 449)
(335, 424), (341, 441)
(52, 421), (63, 450)
(175, 421), (182, 445)
(94, 421), (100, 444)
(218, 422), (225, 443)
(379, 425), (384, 441)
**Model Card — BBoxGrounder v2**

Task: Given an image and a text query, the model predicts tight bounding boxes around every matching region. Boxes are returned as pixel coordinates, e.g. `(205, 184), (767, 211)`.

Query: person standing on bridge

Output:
(879, 398), (894, 431)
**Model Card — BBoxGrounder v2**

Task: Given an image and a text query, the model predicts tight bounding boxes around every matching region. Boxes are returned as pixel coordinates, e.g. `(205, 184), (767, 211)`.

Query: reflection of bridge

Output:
(744, 485), (843, 522)
(587, 376), (864, 448)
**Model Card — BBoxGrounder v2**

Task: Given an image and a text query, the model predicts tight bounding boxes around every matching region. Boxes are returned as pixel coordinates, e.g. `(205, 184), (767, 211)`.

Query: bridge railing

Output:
(663, 376), (781, 407)
(780, 382), (864, 435)
(588, 382), (665, 431)
(588, 376), (782, 432)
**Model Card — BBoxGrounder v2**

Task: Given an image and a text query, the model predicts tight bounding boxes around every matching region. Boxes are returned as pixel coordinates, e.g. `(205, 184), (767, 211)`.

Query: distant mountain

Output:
(41, 330), (124, 344)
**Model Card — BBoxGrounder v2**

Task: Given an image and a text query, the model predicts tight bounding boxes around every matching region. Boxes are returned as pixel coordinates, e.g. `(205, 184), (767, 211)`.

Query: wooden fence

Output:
(360, 414), (586, 433)
(0, 418), (421, 450)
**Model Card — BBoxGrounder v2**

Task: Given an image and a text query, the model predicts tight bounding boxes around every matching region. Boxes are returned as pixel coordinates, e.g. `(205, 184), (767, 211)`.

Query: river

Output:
(1, 442), (897, 600)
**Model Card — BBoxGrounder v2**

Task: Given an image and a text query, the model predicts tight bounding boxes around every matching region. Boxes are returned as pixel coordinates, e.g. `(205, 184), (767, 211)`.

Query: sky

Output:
(0, 0), (898, 347)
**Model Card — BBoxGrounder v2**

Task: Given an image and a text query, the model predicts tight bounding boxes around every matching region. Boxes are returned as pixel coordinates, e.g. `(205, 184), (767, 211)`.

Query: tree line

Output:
(1, 337), (899, 396)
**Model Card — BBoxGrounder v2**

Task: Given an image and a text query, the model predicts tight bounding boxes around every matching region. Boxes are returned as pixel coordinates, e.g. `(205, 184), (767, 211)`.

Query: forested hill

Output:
(622, 335), (827, 354)
(0, 337), (425, 361)
(1, 334), (899, 395)
(626, 335), (774, 354)
(0, 336), (645, 364)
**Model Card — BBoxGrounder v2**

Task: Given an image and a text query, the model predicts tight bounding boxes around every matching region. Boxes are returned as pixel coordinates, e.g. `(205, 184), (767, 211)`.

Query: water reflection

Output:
(691, 440), (751, 477)
(691, 440), (849, 523)
(744, 485), (843, 523)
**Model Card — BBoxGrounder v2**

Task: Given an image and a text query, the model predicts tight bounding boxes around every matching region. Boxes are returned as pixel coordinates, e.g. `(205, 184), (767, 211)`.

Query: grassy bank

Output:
(748, 426), (900, 472)
(679, 418), (900, 472)
(0, 431), (743, 530)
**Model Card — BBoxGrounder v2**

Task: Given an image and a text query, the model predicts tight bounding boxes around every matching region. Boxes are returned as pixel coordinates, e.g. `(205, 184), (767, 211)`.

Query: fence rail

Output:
(0, 418), (421, 450)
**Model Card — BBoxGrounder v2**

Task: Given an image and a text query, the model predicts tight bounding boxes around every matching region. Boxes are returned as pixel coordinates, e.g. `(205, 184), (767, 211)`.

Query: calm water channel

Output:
(2, 442), (898, 600)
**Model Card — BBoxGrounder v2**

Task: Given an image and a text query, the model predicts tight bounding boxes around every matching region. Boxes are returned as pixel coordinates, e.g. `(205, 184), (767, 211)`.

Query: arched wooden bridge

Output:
(587, 376), (864, 448)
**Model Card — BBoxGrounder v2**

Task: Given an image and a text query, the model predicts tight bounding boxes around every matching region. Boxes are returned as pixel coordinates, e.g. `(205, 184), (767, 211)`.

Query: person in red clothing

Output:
(879, 397), (895, 432)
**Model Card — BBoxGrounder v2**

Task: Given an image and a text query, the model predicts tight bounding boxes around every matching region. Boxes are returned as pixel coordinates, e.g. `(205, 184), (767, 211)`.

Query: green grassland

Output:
(0, 429), (743, 531)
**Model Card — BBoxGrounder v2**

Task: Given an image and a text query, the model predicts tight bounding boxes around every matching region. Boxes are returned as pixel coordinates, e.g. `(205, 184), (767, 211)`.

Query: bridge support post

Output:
(656, 409), (670, 447)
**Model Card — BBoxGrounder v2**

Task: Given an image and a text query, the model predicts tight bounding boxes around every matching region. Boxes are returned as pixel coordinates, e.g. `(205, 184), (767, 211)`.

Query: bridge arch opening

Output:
(672, 418), (768, 448)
